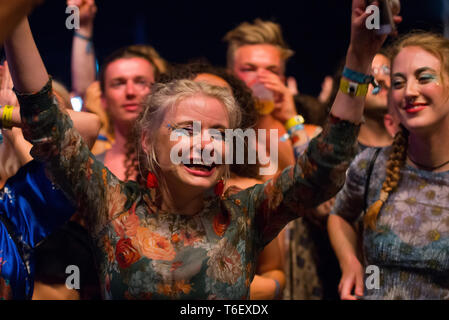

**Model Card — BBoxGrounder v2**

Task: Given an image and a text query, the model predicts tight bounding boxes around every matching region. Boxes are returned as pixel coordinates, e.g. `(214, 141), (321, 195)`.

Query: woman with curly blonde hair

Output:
(329, 31), (449, 300)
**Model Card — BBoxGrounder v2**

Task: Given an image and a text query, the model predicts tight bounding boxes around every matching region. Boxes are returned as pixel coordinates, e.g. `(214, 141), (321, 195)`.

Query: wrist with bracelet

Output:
(339, 66), (379, 97)
(0, 105), (15, 130)
(74, 31), (94, 54)
(284, 114), (304, 132)
(281, 114), (305, 141)
(282, 114), (311, 158)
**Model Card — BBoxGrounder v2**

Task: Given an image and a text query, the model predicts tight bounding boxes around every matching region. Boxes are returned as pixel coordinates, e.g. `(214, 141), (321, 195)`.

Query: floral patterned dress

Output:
(18, 80), (359, 300)
(332, 147), (449, 299)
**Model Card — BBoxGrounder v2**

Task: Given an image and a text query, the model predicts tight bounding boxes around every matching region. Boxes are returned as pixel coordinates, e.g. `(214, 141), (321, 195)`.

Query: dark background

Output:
(28, 0), (446, 97)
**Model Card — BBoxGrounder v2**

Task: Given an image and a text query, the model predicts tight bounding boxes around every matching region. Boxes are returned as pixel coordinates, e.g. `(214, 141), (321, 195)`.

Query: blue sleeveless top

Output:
(0, 160), (75, 299)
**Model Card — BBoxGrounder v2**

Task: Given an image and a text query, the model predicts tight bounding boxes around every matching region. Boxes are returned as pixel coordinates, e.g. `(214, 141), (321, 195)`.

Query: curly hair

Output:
(363, 126), (409, 230)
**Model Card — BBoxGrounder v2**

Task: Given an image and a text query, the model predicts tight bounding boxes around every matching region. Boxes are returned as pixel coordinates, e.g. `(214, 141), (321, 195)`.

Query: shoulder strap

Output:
(363, 148), (381, 214)
(0, 212), (32, 299)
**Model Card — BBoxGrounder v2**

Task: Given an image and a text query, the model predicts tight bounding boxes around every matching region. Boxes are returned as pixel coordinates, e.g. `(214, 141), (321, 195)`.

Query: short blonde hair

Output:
(223, 19), (294, 69)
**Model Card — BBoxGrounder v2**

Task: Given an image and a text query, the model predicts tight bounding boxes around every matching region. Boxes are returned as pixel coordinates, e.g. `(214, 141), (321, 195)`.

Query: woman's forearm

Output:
(0, 106), (100, 150)
(327, 214), (360, 269)
(250, 271), (285, 300)
(328, 49), (372, 124)
(71, 24), (96, 97)
(4, 18), (49, 94)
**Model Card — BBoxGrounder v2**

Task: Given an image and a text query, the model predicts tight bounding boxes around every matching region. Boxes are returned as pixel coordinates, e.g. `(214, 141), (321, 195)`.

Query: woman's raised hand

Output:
(67, 0), (97, 27)
(347, 0), (402, 72)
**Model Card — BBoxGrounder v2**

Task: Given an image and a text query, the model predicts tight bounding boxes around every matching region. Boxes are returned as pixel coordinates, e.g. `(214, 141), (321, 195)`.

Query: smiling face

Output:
(391, 46), (449, 134)
(154, 94), (230, 192)
(102, 57), (155, 128)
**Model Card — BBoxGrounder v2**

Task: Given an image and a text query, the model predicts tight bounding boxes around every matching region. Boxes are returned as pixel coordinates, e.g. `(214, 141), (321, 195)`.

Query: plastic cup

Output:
(251, 82), (275, 115)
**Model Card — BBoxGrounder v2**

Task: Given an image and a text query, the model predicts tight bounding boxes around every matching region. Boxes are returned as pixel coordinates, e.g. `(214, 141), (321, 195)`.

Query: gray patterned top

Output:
(332, 146), (449, 299)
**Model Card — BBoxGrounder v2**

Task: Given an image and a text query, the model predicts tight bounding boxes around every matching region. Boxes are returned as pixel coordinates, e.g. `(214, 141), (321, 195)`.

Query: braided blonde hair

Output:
(364, 126), (409, 230)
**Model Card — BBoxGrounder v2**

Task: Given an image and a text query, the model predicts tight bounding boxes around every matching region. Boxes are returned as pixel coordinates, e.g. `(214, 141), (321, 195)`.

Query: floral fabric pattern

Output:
(18, 80), (359, 300)
(332, 146), (449, 299)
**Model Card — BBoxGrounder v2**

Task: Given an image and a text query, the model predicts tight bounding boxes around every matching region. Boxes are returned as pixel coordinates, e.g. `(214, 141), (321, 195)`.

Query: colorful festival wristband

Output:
(342, 66), (373, 84)
(284, 115), (304, 131)
(339, 78), (369, 97)
(288, 123), (305, 136)
(2, 105), (14, 130)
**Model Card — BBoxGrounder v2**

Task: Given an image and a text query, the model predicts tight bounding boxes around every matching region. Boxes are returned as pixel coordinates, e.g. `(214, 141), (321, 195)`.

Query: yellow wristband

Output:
(339, 78), (369, 97)
(285, 115), (305, 131)
(2, 105), (14, 130)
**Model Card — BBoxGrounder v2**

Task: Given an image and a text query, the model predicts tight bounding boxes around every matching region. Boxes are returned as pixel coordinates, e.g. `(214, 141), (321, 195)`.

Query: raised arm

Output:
(0, 61), (101, 151)
(330, 0), (400, 123)
(240, 0), (400, 247)
(4, 18), (48, 94)
(0, 106), (100, 158)
(4, 17), (122, 234)
(69, 0), (97, 98)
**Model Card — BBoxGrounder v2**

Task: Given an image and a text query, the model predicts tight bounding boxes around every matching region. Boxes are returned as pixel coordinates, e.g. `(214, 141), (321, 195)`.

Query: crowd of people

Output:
(0, 0), (448, 300)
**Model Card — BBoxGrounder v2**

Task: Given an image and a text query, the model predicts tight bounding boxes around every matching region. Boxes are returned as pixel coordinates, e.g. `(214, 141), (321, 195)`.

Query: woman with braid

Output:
(328, 32), (449, 300)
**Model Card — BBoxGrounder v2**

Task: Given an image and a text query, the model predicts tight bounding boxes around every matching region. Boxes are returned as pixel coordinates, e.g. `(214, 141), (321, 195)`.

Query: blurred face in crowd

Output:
(365, 53), (391, 111)
(102, 57), (155, 127)
(231, 44), (284, 86)
(391, 46), (449, 134)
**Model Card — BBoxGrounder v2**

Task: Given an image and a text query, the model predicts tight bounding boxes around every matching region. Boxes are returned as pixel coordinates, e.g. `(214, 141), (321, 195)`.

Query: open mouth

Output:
(182, 161), (218, 177)
(183, 163), (217, 172)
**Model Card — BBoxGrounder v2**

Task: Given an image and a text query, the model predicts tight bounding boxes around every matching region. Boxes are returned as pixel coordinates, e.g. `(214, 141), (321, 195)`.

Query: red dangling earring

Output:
(214, 179), (224, 196)
(146, 172), (158, 188)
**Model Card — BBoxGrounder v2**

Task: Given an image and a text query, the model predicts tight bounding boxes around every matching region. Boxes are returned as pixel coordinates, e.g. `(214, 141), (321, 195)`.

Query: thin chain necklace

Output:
(407, 153), (449, 171)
